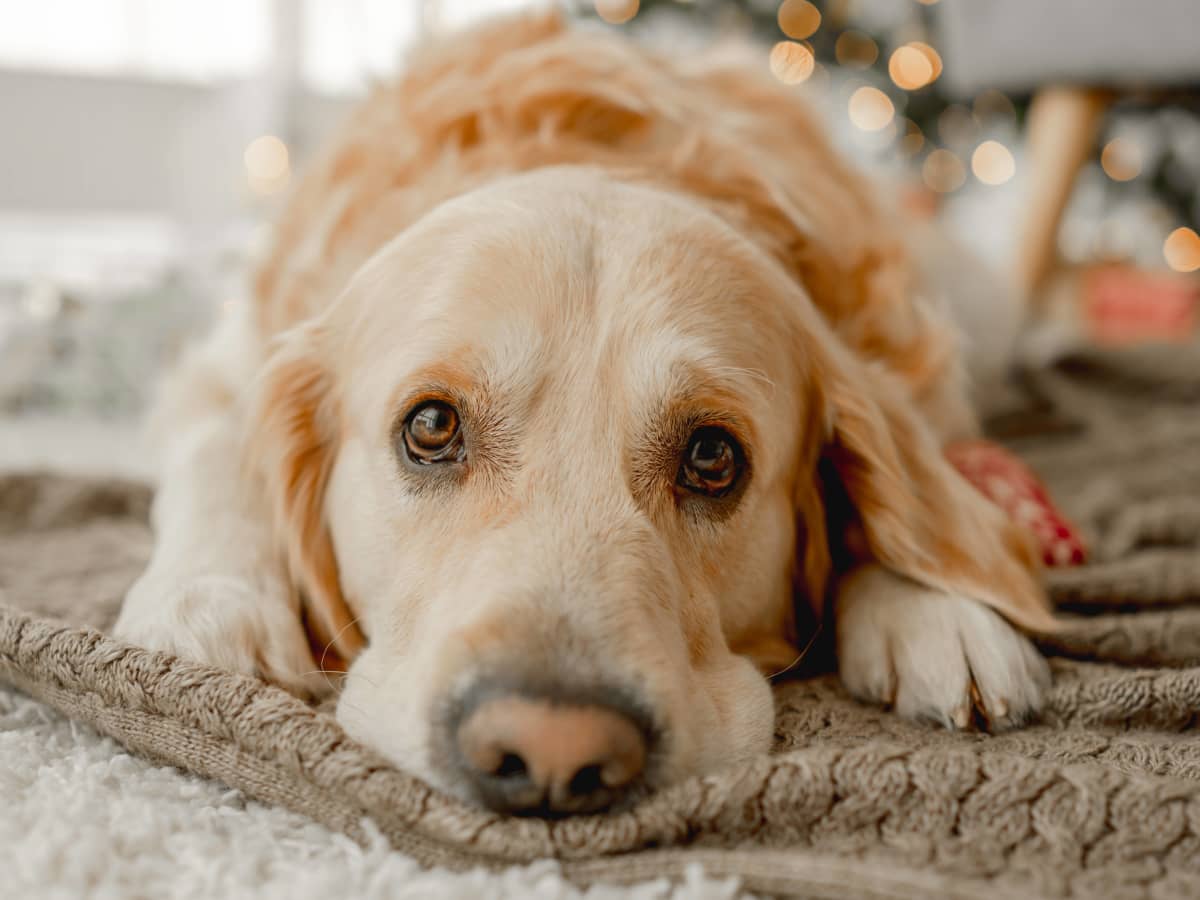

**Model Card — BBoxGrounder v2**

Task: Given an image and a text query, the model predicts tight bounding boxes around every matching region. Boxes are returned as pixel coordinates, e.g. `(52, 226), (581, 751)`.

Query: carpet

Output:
(0, 453), (747, 900)
(2, 345), (1199, 898)
(1, 690), (753, 900)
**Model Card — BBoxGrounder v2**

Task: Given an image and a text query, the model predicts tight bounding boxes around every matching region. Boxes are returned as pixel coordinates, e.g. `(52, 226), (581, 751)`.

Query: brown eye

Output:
(402, 401), (464, 464)
(678, 427), (743, 497)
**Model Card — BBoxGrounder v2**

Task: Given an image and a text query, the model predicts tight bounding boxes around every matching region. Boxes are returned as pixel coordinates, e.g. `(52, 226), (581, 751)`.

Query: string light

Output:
(594, 0), (638, 25)
(888, 45), (933, 90)
(777, 0), (821, 40)
(848, 86), (894, 132)
(923, 149), (965, 193)
(770, 40), (815, 84)
(244, 135), (289, 195)
(1101, 138), (1143, 182)
(835, 31), (878, 68)
(971, 141), (1015, 185)
(1163, 227), (1200, 273)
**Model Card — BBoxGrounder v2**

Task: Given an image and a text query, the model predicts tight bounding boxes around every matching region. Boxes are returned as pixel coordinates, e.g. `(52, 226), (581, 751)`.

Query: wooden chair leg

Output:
(1015, 87), (1111, 316)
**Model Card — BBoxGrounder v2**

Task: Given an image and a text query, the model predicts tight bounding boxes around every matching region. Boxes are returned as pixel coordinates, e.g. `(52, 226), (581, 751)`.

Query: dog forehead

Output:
(340, 170), (801, 416)
(385, 172), (782, 327)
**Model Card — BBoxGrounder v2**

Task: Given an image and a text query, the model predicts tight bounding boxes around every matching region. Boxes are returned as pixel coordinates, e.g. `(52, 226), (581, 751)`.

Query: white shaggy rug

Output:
(0, 420), (751, 900)
(0, 689), (752, 900)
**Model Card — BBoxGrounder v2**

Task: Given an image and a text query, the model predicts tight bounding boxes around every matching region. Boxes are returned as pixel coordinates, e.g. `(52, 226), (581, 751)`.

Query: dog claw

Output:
(951, 702), (971, 730)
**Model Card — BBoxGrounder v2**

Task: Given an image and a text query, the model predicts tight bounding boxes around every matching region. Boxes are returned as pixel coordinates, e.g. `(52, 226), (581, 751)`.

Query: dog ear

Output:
(247, 324), (366, 666)
(799, 343), (1056, 634)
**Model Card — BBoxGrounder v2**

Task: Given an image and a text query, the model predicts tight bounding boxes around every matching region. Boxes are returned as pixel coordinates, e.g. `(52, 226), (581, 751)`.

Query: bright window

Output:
(437, 0), (548, 31)
(300, 0), (548, 94)
(301, 0), (423, 94)
(0, 0), (552, 90)
(0, 0), (271, 82)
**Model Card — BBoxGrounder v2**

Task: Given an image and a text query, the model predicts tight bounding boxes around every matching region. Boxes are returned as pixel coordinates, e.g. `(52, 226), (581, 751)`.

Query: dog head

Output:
(249, 167), (1045, 814)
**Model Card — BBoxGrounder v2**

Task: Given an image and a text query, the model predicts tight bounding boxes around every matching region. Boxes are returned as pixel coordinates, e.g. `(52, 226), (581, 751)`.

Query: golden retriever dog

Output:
(116, 13), (1055, 815)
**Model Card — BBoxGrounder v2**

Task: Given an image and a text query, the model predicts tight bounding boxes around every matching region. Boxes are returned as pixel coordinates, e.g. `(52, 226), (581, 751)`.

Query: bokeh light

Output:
(971, 140), (1016, 185)
(888, 45), (933, 90)
(937, 104), (978, 146)
(854, 116), (898, 150)
(777, 0), (821, 40)
(824, 0), (854, 27)
(908, 42), (942, 82)
(835, 31), (878, 68)
(1101, 138), (1143, 182)
(1163, 227), (1200, 273)
(896, 118), (924, 157)
(973, 88), (1016, 122)
(770, 40), (815, 84)
(848, 86), (894, 131)
(244, 135), (289, 195)
(922, 149), (966, 193)
(594, 0), (638, 25)
(806, 61), (832, 93)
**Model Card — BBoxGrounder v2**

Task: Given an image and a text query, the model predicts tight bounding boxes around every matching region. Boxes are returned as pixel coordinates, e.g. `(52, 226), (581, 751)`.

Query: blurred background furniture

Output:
(2, 0), (1198, 456)
(1, 4), (1197, 897)
(936, 0), (1200, 320)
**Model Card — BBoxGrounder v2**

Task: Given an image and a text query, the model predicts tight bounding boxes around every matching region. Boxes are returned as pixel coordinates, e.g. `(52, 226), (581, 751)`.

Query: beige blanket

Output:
(2, 348), (1199, 899)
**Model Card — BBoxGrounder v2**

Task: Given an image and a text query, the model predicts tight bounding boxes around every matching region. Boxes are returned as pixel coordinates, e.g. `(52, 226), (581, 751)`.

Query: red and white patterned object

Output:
(1084, 265), (1198, 345)
(946, 439), (1087, 567)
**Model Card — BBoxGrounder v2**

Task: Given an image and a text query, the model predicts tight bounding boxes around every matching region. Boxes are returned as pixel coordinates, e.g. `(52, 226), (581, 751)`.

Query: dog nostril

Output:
(493, 752), (527, 779)
(454, 692), (648, 815)
(566, 763), (604, 798)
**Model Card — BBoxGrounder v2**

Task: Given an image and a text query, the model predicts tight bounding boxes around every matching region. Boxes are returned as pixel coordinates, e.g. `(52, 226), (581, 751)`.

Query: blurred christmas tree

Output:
(602, 0), (985, 139)
(582, 0), (1200, 276)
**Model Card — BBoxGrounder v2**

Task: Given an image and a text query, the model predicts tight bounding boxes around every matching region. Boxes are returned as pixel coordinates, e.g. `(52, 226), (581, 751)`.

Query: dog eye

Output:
(677, 427), (743, 497)
(402, 401), (464, 464)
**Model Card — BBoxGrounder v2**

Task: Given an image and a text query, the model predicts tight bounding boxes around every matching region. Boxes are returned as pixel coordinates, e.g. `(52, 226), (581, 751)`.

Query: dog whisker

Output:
(314, 614), (367, 691)
(768, 623), (822, 682)
(710, 365), (776, 397)
(323, 614), (366, 655)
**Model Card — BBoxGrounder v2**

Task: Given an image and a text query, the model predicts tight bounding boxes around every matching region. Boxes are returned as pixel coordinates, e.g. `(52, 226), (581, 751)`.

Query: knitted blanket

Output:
(2, 347), (1198, 899)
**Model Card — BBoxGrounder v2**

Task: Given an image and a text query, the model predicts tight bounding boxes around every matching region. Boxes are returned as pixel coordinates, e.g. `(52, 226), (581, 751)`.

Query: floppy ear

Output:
(247, 324), (366, 667)
(803, 346), (1057, 634)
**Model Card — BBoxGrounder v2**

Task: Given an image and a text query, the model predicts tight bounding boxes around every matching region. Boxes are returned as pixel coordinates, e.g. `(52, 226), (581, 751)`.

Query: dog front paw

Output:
(115, 571), (333, 700)
(835, 565), (1050, 730)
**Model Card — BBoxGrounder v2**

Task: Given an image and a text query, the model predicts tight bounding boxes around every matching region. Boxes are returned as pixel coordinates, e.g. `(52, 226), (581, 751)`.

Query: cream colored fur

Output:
(115, 14), (1053, 800)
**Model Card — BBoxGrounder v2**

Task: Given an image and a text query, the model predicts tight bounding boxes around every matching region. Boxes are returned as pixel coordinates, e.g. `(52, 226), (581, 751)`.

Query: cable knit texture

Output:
(1, 347), (1198, 899)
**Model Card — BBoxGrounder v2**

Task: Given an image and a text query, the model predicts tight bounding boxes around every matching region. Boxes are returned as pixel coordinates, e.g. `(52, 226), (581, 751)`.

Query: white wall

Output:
(0, 68), (351, 227)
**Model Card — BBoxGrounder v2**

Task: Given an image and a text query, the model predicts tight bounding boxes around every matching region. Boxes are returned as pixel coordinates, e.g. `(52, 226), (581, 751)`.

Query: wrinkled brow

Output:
(626, 329), (773, 411)
(627, 352), (767, 449)
(377, 316), (549, 423)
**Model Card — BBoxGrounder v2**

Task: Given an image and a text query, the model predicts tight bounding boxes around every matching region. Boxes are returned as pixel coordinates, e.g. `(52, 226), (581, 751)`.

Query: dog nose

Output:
(454, 692), (648, 815)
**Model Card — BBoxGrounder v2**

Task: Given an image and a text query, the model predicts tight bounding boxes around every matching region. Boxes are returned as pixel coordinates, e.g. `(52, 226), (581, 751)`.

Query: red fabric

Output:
(1084, 265), (1198, 344)
(946, 439), (1087, 567)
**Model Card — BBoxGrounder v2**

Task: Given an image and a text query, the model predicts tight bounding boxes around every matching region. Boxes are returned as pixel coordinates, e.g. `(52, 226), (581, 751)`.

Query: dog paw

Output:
(835, 565), (1050, 730)
(114, 571), (334, 700)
